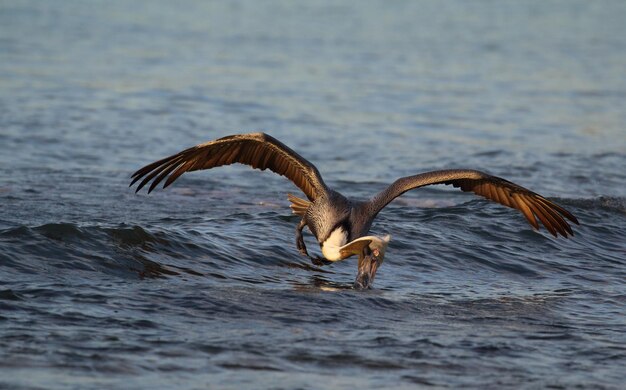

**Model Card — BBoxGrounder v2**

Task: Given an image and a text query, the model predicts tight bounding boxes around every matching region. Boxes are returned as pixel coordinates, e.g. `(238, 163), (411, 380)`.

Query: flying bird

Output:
(130, 133), (578, 289)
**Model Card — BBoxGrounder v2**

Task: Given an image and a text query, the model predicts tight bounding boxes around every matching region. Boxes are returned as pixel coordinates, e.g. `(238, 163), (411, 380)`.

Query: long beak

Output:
(353, 254), (381, 290)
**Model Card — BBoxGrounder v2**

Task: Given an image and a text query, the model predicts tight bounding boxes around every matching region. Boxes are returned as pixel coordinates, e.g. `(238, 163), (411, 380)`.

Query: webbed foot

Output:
(311, 256), (332, 267)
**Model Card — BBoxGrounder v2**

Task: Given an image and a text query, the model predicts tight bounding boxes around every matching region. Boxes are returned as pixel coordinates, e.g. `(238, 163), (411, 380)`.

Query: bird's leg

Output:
(295, 218), (332, 266)
(296, 218), (309, 257)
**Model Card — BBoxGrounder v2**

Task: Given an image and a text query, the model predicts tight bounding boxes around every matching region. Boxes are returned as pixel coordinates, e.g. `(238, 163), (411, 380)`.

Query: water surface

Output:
(1, 1), (625, 389)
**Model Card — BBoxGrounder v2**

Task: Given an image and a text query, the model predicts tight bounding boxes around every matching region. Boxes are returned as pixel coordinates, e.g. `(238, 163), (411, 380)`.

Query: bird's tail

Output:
(287, 193), (311, 217)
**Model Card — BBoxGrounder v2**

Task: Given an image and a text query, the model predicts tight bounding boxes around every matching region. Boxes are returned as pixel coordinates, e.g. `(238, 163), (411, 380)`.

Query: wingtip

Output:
(135, 181), (147, 194)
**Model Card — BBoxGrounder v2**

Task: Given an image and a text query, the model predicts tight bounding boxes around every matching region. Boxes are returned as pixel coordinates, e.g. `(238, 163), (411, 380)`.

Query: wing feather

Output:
(369, 169), (578, 237)
(525, 199), (558, 237)
(130, 133), (327, 200)
(511, 193), (539, 229)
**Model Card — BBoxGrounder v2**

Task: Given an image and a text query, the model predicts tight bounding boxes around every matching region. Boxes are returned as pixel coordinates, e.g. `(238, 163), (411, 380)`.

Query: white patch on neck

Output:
(321, 227), (348, 261)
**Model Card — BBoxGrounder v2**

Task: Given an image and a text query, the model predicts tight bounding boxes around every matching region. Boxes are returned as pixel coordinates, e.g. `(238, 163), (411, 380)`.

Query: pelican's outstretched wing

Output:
(130, 132), (328, 201)
(369, 169), (578, 237)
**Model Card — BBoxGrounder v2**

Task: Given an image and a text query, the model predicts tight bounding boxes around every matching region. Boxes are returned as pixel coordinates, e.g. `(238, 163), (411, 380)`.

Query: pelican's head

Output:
(339, 234), (391, 289)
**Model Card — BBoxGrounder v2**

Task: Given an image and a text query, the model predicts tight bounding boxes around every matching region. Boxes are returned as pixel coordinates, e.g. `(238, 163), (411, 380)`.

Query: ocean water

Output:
(1, 1), (625, 389)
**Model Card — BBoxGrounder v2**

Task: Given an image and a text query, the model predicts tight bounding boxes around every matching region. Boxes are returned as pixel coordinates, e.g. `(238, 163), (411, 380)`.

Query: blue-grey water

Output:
(1, 1), (626, 389)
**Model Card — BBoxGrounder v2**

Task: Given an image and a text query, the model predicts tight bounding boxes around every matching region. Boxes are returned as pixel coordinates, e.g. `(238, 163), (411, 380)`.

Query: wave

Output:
(564, 196), (626, 214)
(0, 196), (624, 288)
(0, 220), (320, 284)
(0, 223), (208, 279)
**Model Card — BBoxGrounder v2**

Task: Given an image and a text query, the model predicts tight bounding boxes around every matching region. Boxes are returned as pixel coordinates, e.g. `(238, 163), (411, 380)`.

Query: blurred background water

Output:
(1, 1), (625, 389)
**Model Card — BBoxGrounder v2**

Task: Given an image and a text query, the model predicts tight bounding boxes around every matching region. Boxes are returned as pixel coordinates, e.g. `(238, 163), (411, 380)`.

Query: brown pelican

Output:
(130, 132), (578, 289)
